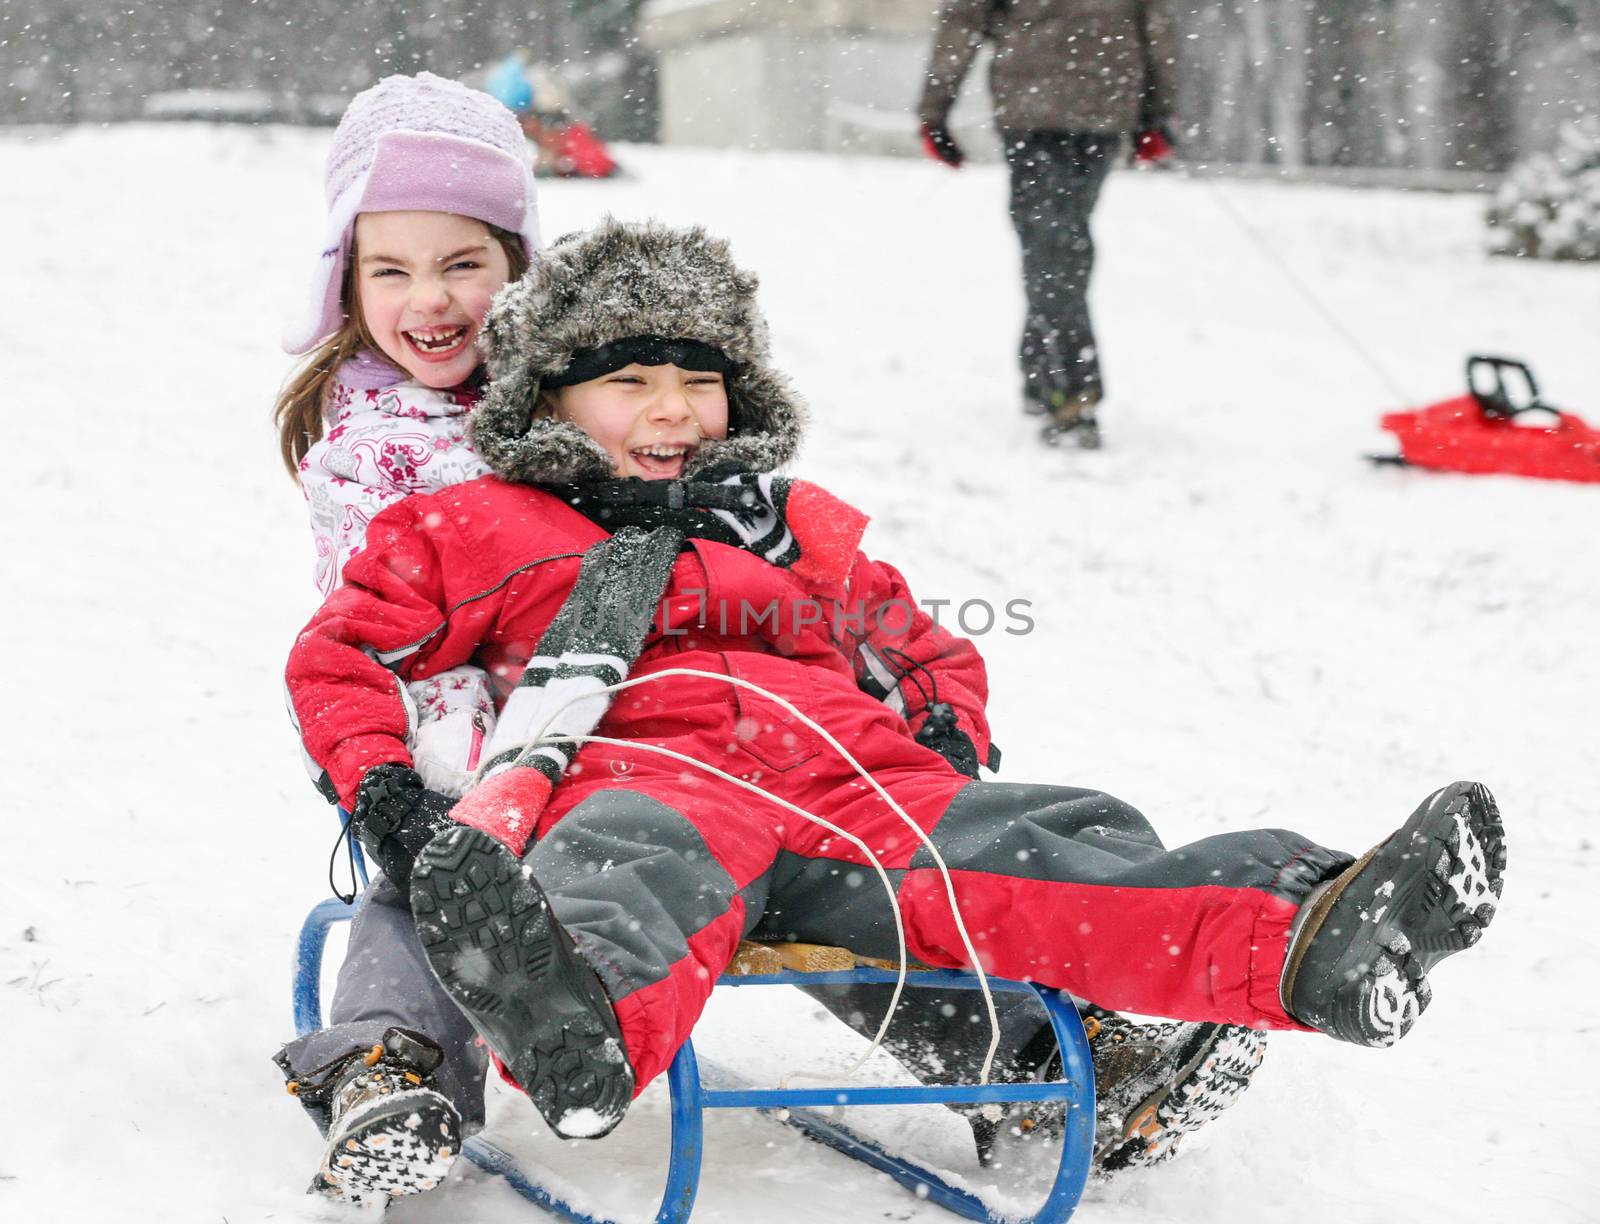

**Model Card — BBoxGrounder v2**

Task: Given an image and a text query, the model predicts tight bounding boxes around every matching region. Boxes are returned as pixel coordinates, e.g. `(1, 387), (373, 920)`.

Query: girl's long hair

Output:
(273, 223), (530, 477)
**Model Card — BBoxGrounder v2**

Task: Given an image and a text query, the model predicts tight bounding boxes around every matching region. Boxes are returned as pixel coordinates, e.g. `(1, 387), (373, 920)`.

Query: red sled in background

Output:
(548, 118), (619, 179)
(1373, 356), (1600, 483)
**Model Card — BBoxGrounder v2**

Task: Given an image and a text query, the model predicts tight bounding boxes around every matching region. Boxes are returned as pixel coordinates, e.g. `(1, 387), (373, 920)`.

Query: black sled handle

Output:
(1467, 355), (1544, 418)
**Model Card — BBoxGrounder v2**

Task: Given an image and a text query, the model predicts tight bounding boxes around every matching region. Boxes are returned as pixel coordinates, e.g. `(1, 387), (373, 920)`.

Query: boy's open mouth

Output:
(630, 442), (698, 479)
(403, 325), (471, 361)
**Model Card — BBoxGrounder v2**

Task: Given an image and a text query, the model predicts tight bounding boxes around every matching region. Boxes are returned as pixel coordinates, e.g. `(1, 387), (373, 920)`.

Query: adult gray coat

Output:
(918, 0), (1178, 135)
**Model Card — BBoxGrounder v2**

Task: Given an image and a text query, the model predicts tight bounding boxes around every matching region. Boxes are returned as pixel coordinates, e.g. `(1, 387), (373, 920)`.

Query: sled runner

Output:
(293, 821), (1096, 1223)
(1372, 355), (1600, 483)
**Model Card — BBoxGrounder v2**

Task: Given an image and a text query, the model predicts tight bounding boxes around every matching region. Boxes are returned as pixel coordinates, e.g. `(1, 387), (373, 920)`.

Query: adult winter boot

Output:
(1281, 781), (1505, 1047)
(411, 825), (635, 1139)
(969, 1010), (1266, 1176)
(282, 1026), (460, 1207)
(1039, 388), (1102, 449)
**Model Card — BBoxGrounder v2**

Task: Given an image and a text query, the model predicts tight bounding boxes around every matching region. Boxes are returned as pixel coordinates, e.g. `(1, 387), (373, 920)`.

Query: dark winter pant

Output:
(526, 652), (1349, 1090)
(276, 874), (491, 1134)
(1005, 129), (1118, 406)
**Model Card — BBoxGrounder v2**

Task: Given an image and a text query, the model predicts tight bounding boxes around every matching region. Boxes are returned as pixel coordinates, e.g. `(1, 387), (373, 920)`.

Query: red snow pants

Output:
(527, 650), (1349, 1090)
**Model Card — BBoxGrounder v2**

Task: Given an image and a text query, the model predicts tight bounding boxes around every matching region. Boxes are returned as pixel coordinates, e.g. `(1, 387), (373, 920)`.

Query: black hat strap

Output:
(543, 335), (733, 389)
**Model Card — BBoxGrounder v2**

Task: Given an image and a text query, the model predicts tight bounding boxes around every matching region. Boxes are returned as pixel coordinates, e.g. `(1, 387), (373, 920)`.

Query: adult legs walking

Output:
(1005, 130), (1117, 411)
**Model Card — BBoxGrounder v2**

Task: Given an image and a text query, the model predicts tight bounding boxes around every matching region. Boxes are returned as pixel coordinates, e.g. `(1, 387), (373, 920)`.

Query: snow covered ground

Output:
(3, 125), (1597, 1224)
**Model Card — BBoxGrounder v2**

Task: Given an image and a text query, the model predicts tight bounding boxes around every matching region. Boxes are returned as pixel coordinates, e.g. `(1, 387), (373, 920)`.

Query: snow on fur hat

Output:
(470, 218), (807, 483)
(281, 71), (541, 355)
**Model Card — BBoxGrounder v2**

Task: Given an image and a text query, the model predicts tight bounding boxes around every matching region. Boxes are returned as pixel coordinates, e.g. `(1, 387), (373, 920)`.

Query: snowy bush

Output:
(1487, 116), (1600, 261)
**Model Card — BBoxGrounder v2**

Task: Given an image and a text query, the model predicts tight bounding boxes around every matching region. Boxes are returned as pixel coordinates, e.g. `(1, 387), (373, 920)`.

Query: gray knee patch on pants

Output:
(529, 789), (739, 1000)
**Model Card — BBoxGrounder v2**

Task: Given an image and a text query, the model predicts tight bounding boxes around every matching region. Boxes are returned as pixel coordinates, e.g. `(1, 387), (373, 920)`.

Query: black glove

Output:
(914, 702), (981, 779)
(920, 122), (965, 169)
(350, 764), (458, 891)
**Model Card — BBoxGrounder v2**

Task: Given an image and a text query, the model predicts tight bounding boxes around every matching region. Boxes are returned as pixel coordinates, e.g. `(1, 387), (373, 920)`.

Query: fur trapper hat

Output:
(470, 218), (807, 483)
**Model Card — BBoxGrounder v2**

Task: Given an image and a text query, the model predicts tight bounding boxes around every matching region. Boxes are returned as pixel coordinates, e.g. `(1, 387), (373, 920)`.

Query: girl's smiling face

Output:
(353, 210), (512, 389)
(548, 362), (730, 480)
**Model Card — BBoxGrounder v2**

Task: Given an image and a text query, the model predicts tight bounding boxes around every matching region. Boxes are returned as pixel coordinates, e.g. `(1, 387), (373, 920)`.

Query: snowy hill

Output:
(2, 125), (1596, 1224)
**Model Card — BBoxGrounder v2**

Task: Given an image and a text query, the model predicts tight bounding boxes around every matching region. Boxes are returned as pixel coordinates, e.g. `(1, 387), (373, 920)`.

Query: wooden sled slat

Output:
(726, 940), (936, 976)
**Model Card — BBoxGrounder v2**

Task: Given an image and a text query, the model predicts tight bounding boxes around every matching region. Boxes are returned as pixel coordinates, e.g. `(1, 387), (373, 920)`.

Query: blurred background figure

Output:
(917, 0), (1178, 449)
(485, 50), (621, 180)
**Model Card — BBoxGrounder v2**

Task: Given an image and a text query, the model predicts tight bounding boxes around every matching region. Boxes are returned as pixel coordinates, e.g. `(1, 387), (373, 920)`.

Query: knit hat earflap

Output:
(282, 72), (541, 355)
(470, 218), (807, 482)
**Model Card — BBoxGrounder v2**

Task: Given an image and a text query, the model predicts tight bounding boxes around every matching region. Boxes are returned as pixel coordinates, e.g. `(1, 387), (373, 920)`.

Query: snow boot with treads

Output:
(282, 1026), (460, 1207)
(1087, 1010), (1267, 1173)
(411, 825), (635, 1140)
(1282, 781), (1505, 1047)
(968, 1008), (1266, 1176)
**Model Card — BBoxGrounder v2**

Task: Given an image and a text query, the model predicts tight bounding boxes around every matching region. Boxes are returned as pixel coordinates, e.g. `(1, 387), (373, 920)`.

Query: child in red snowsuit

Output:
(286, 220), (1506, 1146)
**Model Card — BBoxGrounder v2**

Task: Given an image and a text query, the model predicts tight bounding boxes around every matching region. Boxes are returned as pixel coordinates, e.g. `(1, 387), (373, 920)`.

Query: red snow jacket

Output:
(287, 476), (991, 808)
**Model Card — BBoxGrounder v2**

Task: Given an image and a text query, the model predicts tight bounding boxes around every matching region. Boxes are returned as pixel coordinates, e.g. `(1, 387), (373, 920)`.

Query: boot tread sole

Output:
(412, 827), (634, 1139)
(1289, 782), (1504, 1046)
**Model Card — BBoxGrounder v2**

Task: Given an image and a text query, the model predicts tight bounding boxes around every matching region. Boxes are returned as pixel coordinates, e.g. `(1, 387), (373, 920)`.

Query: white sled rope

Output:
(513, 666), (1005, 1088)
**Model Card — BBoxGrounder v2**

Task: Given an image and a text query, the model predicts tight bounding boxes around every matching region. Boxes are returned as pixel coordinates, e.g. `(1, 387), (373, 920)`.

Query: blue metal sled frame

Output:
(293, 836), (1094, 1223)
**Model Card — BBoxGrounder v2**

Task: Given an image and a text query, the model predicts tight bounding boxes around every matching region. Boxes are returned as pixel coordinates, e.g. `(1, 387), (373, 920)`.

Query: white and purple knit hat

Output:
(282, 71), (542, 355)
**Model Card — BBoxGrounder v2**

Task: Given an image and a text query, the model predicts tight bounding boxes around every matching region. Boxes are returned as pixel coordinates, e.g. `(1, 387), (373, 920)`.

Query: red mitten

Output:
(920, 122), (965, 169)
(1134, 127), (1176, 163)
(448, 767), (552, 856)
(784, 480), (870, 585)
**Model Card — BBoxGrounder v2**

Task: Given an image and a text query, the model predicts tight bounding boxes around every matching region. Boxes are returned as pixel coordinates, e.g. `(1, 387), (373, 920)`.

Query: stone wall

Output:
(640, 0), (974, 158)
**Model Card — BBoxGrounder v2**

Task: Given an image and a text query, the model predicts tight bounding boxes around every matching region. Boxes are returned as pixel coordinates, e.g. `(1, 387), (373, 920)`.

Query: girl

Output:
(284, 220), (1504, 1159)
(275, 70), (538, 795)
(269, 71), (538, 1205)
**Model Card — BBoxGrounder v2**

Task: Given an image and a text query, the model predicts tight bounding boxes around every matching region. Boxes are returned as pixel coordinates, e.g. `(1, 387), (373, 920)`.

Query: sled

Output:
(549, 120), (620, 179)
(293, 820), (1095, 1223)
(1372, 355), (1600, 483)
(484, 54), (622, 179)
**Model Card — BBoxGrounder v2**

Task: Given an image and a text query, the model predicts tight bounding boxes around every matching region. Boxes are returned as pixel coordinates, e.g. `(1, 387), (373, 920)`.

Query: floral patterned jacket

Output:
(297, 364), (497, 795)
